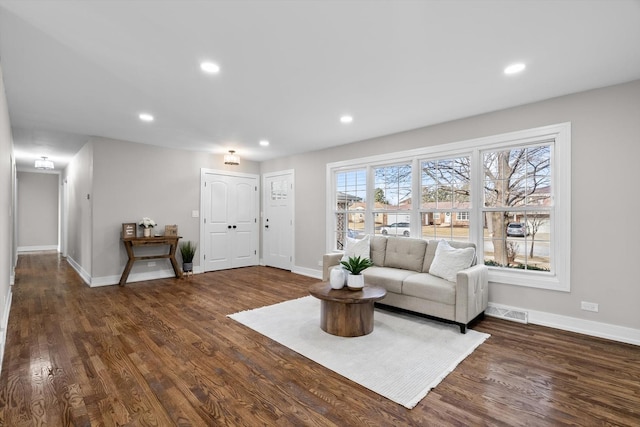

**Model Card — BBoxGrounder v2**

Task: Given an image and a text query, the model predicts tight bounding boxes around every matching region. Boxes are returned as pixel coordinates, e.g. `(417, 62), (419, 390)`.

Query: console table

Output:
(119, 236), (182, 286)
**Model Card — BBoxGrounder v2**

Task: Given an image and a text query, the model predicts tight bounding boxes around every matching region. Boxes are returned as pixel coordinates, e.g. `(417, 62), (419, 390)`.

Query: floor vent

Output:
(486, 305), (529, 324)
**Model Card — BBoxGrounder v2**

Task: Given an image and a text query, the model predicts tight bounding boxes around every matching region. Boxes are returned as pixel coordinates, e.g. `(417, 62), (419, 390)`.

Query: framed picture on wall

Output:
(122, 223), (136, 239)
(165, 224), (178, 236)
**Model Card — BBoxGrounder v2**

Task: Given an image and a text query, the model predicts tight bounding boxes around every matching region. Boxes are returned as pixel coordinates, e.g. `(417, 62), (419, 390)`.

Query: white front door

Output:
(262, 170), (294, 270)
(202, 171), (259, 272)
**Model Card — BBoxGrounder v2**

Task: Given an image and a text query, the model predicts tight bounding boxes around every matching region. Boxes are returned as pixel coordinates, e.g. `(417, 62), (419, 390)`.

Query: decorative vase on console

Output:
(139, 217), (157, 238)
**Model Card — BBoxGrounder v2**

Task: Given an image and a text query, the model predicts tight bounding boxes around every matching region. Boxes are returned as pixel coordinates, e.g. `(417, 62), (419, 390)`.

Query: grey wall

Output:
(261, 79), (640, 330)
(16, 171), (59, 249)
(65, 137), (259, 282)
(0, 64), (14, 350)
(64, 142), (93, 276)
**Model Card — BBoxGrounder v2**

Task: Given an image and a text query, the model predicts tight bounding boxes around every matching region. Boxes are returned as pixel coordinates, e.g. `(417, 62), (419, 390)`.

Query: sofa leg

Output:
(459, 323), (467, 334)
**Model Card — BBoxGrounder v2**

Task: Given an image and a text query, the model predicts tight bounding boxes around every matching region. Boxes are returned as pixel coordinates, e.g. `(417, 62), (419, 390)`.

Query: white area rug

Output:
(229, 296), (490, 409)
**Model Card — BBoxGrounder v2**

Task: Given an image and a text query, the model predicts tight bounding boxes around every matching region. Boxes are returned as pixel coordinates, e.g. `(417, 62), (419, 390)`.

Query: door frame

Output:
(199, 168), (260, 272)
(261, 169), (295, 269)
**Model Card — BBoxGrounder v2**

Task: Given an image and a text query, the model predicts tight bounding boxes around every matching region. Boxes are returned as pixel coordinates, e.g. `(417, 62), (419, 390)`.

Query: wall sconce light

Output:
(35, 156), (54, 170)
(224, 150), (240, 165)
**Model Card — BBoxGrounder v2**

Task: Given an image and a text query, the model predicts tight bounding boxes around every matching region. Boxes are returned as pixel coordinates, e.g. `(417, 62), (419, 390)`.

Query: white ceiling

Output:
(1, 0), (639, 172)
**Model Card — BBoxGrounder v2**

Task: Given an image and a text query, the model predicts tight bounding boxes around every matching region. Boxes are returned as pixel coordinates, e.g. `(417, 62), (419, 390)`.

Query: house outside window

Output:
(420, 156), (471, 241)
(372, 164), (412, 237)
(334, 169), (366, 249)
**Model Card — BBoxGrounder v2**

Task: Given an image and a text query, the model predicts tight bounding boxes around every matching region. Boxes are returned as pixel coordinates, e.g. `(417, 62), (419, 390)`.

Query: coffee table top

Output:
(308, 282), (386, 304)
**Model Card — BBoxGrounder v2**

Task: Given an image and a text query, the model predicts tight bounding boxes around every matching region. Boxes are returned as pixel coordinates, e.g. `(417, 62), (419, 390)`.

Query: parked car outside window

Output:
(380, 222), (411, 237)
(506, 222), (529, 237)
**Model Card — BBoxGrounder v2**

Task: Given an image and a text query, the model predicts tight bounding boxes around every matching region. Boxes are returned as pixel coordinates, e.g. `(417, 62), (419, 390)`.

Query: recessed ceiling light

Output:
(340, 115), (353, 124)
(504, 63), (526, 75)
(259, 140), (270, 147)
(200, 61), (220, 74)
(139, 113), (154, 122)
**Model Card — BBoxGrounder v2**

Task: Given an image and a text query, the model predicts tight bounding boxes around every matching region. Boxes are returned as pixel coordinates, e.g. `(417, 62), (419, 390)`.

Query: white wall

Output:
(0, 64), (15, 365)
(261, 79), (640, 334)
(16, 171), (59, 251)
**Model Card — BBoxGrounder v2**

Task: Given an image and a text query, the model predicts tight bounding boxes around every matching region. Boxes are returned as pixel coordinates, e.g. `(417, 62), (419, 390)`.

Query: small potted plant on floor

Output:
(340, 255), (373, 290)
(179, 241), (197, 273)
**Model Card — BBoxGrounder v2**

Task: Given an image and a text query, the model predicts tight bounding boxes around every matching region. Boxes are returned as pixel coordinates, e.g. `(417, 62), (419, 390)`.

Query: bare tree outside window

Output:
(483, 146), (551, 270)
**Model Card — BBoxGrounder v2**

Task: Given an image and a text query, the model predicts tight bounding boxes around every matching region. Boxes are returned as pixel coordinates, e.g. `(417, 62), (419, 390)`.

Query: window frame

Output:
(326, 122), (571, 291)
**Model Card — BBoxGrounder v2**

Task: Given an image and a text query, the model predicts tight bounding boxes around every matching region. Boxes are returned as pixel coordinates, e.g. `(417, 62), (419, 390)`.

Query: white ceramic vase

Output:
(143, 227), (151, 237)
(347, 273), (364, 290)
(329, 268), (345, 289)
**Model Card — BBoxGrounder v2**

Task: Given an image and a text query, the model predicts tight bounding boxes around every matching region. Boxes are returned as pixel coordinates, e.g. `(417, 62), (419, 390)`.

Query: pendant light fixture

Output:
(224, 150), (240, 165)
(35, 156), (54, 170)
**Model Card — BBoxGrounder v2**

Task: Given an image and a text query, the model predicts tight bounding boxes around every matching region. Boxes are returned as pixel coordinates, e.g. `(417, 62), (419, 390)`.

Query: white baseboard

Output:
(90, 268), (186, 287)
(67, 262), (204, 287)
(292, 266), (322, 280)
(0, 287), (12, 374)
(66, 256), (91, 285)
(528, 308), (640, 346)
(17, 245), (58, 253)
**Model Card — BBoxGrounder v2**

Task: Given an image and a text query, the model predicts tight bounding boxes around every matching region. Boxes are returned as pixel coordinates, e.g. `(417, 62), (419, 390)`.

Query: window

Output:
(420, 156), (470, 241)
(327, 122), (570, 291)
(456, 212), (469, 221)
(373, 164), (412, 236)
(334, 169), (366, 249)
(482, 145), (551, 272)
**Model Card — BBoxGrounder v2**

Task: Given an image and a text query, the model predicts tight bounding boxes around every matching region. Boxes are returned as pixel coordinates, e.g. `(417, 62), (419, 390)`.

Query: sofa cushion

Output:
(402, 273), (456, 305)
(383, 237), (427, 272)
(428, 240), (476, 282)
(422, 239), (476, 272)
(341, 235), (370, 262)
(362, 266), (414, 294)
(370, 235), (387, 266)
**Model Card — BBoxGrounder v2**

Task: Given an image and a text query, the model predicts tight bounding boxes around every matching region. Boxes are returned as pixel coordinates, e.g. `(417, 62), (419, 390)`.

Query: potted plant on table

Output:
(340, 255), (373, 290)
(180, 241), (197, 273)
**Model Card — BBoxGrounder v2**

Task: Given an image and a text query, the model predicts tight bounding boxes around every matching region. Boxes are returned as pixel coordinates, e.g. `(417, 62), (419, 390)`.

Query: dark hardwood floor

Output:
(0, 252), (638, 426)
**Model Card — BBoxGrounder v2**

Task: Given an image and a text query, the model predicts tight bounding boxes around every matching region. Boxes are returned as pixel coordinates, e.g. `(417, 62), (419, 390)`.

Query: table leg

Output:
(119, 240), (136, 286)
(320, 300), (375, 337)
(168, 242), (183, 278)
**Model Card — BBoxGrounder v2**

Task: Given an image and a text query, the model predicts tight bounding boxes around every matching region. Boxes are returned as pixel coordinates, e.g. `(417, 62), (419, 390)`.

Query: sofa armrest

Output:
(322, 253), (343, 281)
(454, 264), (489, 325)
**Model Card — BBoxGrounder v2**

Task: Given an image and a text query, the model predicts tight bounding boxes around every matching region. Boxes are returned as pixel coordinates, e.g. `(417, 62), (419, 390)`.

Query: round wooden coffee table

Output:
(308, 282), (387, 337)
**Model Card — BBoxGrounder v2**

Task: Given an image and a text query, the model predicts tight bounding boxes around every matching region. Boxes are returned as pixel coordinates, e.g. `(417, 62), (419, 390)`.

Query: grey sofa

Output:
(322, 235), (488, 333)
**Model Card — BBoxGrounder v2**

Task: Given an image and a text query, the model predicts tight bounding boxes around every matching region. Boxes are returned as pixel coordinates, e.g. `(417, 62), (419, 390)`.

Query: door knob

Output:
(228, 225), (232, 229)
(265, 225), (269, 228)
(233, 225), (237, 229)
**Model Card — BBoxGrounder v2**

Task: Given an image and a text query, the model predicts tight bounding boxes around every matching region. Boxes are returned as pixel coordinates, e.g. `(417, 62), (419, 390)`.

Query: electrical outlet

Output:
(581, 301), (598, 312)
(147, 261), (156, 267)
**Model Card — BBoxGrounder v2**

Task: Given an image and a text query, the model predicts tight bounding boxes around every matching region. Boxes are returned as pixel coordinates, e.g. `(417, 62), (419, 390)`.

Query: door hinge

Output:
(255, 186), (257, 191)
(204, 254), (206, 260)
(204, 182), (207, 187)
